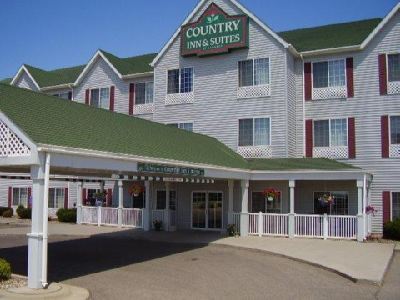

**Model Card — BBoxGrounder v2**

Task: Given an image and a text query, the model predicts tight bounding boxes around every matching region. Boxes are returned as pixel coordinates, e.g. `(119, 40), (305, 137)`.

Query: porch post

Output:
(165, 182), (170, 231)
(27, 155), (46, 288)
(76, 182), (83, 224)
(227, 180), (234, 224)
(240, 180), (249, 237)
(288, 180), (295, 238)
(118, 180), (123, 227)
(357, 180), (365, 242)
(143, 181), (150, 231)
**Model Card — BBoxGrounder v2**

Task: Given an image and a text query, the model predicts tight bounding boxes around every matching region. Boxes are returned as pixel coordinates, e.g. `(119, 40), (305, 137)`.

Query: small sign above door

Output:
(137, 163), (205, 177)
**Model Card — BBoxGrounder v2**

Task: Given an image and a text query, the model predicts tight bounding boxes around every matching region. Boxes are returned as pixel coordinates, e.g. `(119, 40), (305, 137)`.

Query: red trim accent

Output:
(346, 57), (354, 98)
(107, 188), (112, 207)
(348, 117), (356, 159)
(378, 54), (387, 95)
(68, 91), (72, 100)
(109, 86), (115, 111)
(8, 187), (12, 208)
(305, 119), (313, 158)
(304, 63), (312, 101)
(129, 83), (135, 115)
(382, 191), (391, 224)
(64, 188), (69, 209)
(85, 89), (90, 105)
(381, 115), (389, 158)
(27, 187), (32, 208)
(82, 188), (87, 206)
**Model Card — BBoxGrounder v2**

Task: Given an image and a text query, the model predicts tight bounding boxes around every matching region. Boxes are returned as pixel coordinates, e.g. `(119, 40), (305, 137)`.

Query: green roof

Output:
(247, 158), (358, 171)
(0, 78), (12, 84)
(279, 18), (382, 52)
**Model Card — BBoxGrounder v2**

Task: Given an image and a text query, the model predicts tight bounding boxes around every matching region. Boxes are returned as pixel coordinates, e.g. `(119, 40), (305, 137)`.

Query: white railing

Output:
(122, 208), (143, 228)
(262, 213), (289, 236)
(101, 207), (118, 226)
(328, 215), (357, 239)
(81, 206), (98, 225)
(295, 214), (324, 238)
(248, 213), (259, 235)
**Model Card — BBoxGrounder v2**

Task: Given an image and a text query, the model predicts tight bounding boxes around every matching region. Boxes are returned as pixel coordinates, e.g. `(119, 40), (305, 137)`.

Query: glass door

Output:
(208, 192), (223, 229)
(192, 192), (206, 228)
(192, 192), (223, 230)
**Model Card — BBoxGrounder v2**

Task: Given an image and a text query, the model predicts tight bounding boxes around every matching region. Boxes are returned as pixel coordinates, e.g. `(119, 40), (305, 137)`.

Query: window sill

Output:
(237, 145), (272, 158)
(237, 85), (271, 99)
(388, 81), (400, 95)
(312, 86), (347, 100)
(313, 146), (348, 159)
(389, 144), (400, 158)
(133, 103), (154, 115)
(165, 92), (194, 105)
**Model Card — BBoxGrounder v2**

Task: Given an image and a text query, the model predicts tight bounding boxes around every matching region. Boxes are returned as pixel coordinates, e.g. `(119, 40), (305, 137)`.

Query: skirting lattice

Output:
(0, 120), (31, 157)
(237, 146), (272, 158)
(312, 86), (347, 100)
(237, 84), (271, 99)
(313, 146), (348, 159)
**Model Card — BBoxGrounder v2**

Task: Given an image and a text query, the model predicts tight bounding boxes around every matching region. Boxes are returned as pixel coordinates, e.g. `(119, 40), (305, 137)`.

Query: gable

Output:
(12, 69), (39, 91)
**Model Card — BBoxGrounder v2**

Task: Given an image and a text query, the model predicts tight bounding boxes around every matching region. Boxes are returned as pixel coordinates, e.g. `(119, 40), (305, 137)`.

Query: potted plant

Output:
(153, 220), (162, 231)
(227, 224), (238, 237)
(129, 183), (144, 197)
(263, 188), (280, 202)
(318, 193), (335, 207)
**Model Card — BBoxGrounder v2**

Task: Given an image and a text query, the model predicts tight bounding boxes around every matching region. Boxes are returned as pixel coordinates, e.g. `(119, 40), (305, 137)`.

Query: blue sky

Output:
(0, 0), (397, 79)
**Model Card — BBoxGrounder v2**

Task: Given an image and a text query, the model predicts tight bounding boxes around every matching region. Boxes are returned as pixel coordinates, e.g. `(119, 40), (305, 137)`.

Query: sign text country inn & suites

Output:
(181, 3), (249, 56)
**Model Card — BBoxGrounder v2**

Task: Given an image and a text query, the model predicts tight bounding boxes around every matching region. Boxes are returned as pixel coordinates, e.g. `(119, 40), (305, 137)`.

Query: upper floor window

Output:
(12, 187), (28, 207)
(167, 68), (193, 94)
(314, 118), (347, 147)
(238, 58), (269, 87)
(168, 122), (193, 132)
(313, 60), (345, 88)
(388, 54), (400, 83)
(90, 87), (109, 109)
(48, 188), (64, 209)
(135, 82), (153, 105)
(390, 116), (400, 144)
(52, 92), (70, 100)
(239, 117), (270, 146)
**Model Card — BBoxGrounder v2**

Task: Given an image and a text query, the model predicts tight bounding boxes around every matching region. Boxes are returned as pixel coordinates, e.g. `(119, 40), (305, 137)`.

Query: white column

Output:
(227, 180), (234, 225)
(143, 181), (150, 231)
(76, 182), (83, 224)
(165, 182), (170, 231)
(118, 180), (123, 227)
(357, 180), (365, 242)
(99, 181), (105, 192)
(240, 180), (249, 237)
(41, 153), (50, 288)
(288, 180), (295, 239)
(28, 154), (46, 289)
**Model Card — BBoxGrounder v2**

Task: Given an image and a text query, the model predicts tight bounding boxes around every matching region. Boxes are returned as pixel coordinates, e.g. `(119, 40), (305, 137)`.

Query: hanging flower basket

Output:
(366, 205), (377, 216)
(263, 188), (280, 202)
(129, 183), (144, 197)
(318, 193), (335, 207)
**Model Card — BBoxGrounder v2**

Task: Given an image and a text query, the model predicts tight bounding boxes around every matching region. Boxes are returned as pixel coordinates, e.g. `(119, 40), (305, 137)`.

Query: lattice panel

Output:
(312, 86), (347, 100)
(313, 146), (348, 159)
(390, 144), (400, 158)
(237, 146), (272, 158)
(237, 84), (271, 99)
(134, 103), (154, 115)
(388, 81), (400, 95)
(165, 92), (194, 105)
(0, 121), (31, 157)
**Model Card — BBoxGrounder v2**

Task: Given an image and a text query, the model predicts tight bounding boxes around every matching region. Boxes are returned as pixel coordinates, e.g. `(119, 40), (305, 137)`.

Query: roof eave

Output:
(122, 71), (154, 80)
(301, 45), (361, 57)
(40, 83), (73, 92)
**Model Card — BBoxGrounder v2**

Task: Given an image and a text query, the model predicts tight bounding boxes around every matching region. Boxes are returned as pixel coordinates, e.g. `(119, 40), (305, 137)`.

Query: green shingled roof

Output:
(24, 64), (85, 88)
(247, 158), (359, 171)
(0, 78), (11, 84)
(100, 50), (157, 75)
(279, 18), (382, 52)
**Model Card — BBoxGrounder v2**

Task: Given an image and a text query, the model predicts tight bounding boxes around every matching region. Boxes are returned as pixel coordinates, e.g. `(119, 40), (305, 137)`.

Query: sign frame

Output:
(137, 163), (205, 177)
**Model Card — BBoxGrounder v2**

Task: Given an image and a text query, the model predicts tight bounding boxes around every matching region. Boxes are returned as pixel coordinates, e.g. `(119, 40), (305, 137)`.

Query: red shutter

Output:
(85, 89), (90, 105)
(68, 91), (72, 100)
(378, 54), (387, 95)
(305, 119), (313, 158)
(348, 117), (356, 159)
(64, 188), (69, 209)
(382, 191), (391, 224)
(28, 187), (32, 208)
(381, 115), (389, 158)
(346, 57), (354, 98)
(109, 86), (115, 111)
(8, 187), (12, 208)
(107, 188), (112, 207)
(304, 62), (312, 101)
(129, 83), (135, 115)
(82, 188), (87, 206)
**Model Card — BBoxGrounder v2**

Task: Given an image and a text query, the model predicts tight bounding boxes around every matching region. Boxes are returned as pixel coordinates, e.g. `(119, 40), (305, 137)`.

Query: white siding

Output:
(14, 72), (38, 91)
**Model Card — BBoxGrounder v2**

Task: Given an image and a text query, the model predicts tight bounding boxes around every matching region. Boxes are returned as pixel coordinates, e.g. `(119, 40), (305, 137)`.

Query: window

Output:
(52, 92), (70, 99)
(156, 190), (177, 210)
(314, 192), (348, 215)
(48, 188), (65, 209)
(238, 58), (269, 87)
(251, 191), (281, 213)
(135, 82), (154, 105)
(313, 60), (345, 88)
(388, 54), (400, 82)
(90, 87), (109, 109)
(314, 119), (347, 147)
(392, 192), (400, 220)
(12, 187), (28, 207)
(239, 118), (270, 147)
(167, 68), (193, 94)
(168, 122), (193, 132)
(390, 116), (400, 144)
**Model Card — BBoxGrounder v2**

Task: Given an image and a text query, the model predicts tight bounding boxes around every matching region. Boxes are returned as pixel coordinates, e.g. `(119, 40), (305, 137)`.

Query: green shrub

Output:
(384, 218), (400, 240)
(2, 209), (13, 218)
(0, 258), (11, 281)
(16, 205), (31, 219)
(56, 208), (77, 223)
(0, 207), (10, 216)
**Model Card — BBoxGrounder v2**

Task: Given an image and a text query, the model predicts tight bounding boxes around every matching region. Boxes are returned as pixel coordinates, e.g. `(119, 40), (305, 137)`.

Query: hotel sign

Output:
(181, 3), (249, 57)
(137, 163), (204, 177)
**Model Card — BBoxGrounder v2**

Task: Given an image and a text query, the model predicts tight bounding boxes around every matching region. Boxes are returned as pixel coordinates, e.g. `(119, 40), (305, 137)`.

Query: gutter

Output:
(300, 45), (361, 58)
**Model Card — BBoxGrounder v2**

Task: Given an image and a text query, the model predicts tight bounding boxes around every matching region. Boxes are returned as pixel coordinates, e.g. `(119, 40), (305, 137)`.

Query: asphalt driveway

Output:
(0, 232), (399, 300)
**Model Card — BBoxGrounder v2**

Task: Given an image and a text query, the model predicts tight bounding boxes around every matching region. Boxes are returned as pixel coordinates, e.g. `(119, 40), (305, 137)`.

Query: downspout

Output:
(41, 153), (51, 288)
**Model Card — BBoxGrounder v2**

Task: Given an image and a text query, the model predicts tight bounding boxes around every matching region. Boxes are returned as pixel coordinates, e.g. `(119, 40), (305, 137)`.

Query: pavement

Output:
(0, 283), (89, 299)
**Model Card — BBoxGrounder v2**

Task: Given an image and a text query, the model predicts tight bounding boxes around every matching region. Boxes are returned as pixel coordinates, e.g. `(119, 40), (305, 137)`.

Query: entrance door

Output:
(192, 192), (223, 230)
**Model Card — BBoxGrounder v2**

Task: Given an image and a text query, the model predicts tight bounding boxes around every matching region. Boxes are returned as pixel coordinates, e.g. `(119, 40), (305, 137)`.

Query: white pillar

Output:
(357, 180), (365, 242)
(77, 182), (83, 224)
(28, 154), (46, 289)
(227, 180), (234, 225)
(165, 182), (170, 231)
(288, 180), (295, 239)
(323, 213), (328, 240)
(240, 180), (249, 237)
(143, 181), (150, 231)
(41, 153), (50, 288)
(118, 180), (123, 227)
